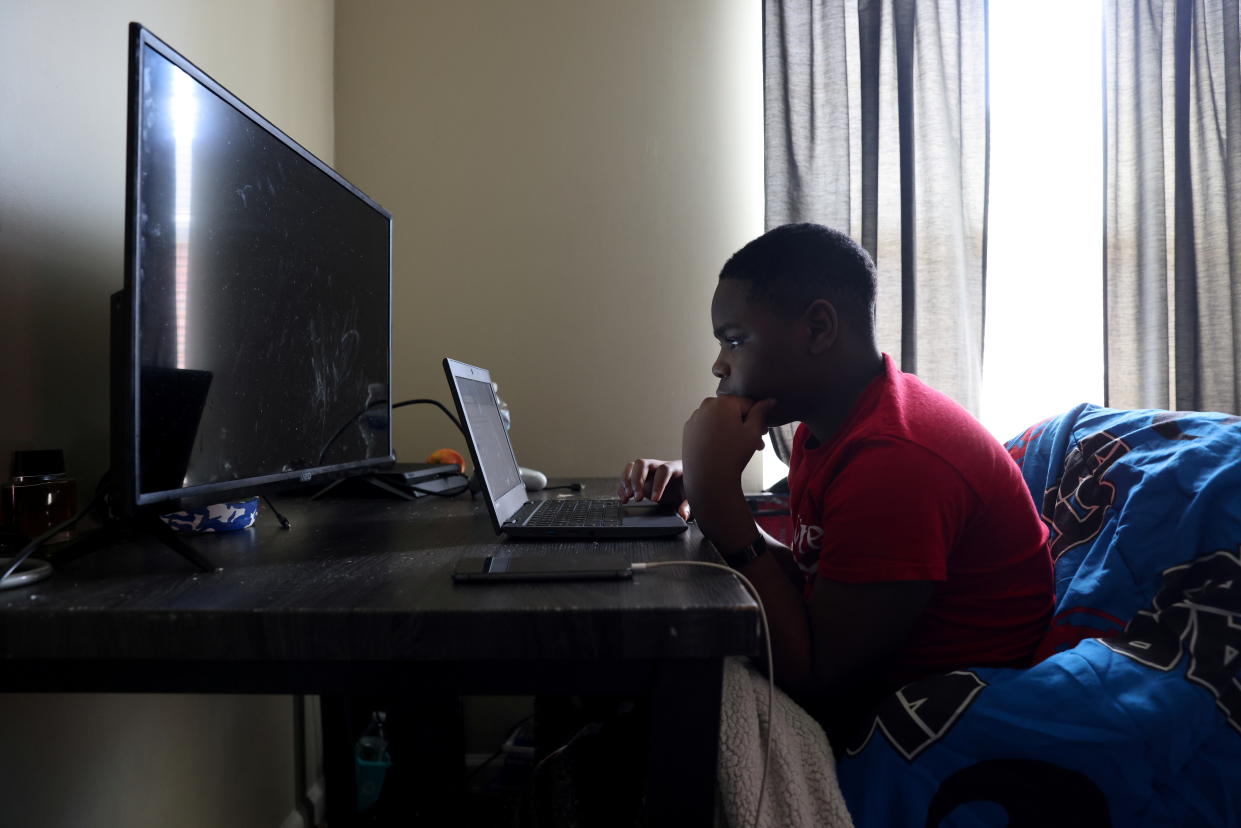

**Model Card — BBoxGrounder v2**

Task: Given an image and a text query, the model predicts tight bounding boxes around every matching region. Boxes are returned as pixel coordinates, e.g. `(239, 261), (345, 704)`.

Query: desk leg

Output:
(384, 693), (466, 823)
(644, 659), (724, 827)
(321, 694), (356, 828)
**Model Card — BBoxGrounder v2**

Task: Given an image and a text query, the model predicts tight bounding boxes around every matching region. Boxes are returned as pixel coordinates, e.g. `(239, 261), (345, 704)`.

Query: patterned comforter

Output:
(835, 404), (1241, 826)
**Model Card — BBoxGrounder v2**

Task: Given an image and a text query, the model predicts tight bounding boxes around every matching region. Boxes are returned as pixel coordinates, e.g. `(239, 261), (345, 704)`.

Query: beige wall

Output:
(1, 0), (335, 487)
(0, 2), (333, 826)
(334, 0), (765, 488)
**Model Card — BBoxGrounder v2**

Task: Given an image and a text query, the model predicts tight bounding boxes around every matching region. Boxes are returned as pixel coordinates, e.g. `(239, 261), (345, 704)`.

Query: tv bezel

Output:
(114, 22), (394, 515)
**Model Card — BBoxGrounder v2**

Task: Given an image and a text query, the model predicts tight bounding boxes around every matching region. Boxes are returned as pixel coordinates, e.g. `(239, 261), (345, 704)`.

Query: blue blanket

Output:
(836, 404), (1241, 827)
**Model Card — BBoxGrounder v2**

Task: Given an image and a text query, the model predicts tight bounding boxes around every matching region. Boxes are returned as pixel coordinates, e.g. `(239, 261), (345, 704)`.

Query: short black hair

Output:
(719, 223), (877, 338)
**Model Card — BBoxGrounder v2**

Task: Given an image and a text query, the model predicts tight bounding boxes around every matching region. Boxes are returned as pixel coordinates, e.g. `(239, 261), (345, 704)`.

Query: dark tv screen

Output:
(120, 24), (393, 508)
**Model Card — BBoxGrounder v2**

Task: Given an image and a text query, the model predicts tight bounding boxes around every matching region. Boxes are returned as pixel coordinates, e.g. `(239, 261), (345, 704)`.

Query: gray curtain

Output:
(1105, 0), (1241, 414)
(764, 0), (990, 463)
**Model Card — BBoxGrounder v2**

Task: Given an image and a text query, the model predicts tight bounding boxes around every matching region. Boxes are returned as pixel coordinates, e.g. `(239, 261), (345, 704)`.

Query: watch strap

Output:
(723, 536), (767, 569)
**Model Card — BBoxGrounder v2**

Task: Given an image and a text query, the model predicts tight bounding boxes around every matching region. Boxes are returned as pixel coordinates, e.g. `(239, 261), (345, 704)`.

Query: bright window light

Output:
(761, 435), (788, 491)
(981, 1), (1105, 441)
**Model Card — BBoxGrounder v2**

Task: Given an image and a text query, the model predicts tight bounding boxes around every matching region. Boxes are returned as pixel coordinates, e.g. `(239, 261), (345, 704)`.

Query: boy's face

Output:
(710, 278), (807, 427)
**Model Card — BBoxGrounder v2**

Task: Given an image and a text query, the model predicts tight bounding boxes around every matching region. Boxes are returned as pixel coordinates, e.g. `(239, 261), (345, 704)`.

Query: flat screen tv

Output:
(112, 23), (393, 519)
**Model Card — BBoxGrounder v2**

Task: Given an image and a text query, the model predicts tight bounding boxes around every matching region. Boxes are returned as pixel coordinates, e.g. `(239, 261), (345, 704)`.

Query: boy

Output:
(619, 223), (1053, 733)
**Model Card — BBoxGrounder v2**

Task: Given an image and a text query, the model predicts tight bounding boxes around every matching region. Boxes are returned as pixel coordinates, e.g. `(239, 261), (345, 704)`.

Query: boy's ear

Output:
(803, 299), (838, 354)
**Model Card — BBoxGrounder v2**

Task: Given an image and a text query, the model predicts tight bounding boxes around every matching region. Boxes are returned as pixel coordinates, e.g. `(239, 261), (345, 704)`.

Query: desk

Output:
(0, 482), (760, 826)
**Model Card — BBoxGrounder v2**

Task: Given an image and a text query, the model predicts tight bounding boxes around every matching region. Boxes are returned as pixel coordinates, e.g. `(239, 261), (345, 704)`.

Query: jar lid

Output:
(12, 449), (66, 478)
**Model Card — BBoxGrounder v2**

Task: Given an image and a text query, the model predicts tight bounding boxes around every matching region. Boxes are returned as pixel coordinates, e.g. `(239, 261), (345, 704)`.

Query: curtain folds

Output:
(1105, 0), (1241, 413)
(764, 0), (990, 434)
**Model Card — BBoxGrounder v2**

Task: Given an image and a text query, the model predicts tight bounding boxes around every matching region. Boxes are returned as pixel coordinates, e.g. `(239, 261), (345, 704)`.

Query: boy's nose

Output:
(711, 353), (729, 379)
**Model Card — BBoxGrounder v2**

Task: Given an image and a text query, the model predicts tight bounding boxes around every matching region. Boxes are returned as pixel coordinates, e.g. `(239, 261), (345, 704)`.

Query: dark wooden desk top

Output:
(0, 481), (760, 687)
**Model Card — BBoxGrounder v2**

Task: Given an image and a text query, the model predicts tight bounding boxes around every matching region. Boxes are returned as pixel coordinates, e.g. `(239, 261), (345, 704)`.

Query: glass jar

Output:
(1, 450), (78, 543)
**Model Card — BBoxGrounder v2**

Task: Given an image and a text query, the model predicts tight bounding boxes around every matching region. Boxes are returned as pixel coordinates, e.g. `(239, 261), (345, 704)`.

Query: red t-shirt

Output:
(787, 354), (1053, 685)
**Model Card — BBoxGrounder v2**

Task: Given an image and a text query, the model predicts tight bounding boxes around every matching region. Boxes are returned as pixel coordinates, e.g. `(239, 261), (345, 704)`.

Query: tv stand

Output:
(309, 464), (473, 501)
(128, 514), (217, 572)
(52, 514), (216, 574)
(310, 474), (416, 501)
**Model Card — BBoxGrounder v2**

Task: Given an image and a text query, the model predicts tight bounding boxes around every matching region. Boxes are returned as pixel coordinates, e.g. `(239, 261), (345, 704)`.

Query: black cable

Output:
(391, 398), (465, 435)
(316, 399), (388, 466)
(465, 714), (534, 784)
(317, 397), (466, 466)
(262, 495), (292, 529)
(466, 747), (506, 786)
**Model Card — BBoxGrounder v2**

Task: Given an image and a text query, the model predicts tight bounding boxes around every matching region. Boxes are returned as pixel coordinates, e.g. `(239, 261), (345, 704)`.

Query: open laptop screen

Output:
(455, 375), (523, 497)
(443, 358), (533, 531)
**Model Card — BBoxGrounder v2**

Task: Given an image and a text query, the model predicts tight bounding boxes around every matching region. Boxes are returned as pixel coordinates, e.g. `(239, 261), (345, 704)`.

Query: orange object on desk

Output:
(425, 448), (466, 475)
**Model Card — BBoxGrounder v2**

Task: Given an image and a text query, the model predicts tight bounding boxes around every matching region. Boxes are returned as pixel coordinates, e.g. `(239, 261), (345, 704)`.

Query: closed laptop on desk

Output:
(443, 357), (688, 539)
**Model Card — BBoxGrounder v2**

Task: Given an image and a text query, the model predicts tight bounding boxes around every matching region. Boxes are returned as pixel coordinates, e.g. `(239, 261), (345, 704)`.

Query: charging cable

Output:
(631, 560), (774, 828)
(317, 397), (466, 466)
(261, 495), (292, 529)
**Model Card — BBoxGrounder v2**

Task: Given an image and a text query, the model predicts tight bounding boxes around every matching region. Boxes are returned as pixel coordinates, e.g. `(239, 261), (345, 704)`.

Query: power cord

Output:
(262, 495), (292, 529)
(630, 560), (773, 828)
(465, 714), (535, 785)
(317, 397), (466, 466)
(392, 398), (465, 433)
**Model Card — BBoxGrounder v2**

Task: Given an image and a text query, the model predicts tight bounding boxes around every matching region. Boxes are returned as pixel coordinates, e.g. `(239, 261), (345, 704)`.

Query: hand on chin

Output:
(684, 396), (777, 484)
(718, 392), (789, 428)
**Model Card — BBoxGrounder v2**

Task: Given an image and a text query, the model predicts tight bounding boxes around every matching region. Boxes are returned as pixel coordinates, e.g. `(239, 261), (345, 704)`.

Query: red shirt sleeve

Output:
(816, 439), (975, 584)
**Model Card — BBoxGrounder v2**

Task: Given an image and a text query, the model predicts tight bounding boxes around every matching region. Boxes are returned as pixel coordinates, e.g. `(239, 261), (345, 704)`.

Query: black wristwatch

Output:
(724, 536), (767, 569)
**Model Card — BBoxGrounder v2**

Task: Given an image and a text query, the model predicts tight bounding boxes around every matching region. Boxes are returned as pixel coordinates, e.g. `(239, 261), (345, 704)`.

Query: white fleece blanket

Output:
(717, 657), (854, 828)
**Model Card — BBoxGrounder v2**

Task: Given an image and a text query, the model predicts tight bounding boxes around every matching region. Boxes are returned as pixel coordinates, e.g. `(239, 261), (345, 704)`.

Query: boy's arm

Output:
(681, 395), (821, 687)
(756, 523), (810, 590)
(752, 554), (933, 696)
(682, 395), (934, 699)
(708, 516), (933, 698)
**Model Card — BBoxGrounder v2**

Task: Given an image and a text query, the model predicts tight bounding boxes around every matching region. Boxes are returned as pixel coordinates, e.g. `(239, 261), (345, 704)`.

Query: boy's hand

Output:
(682, 395), (777, 552)
(683, 396), (777, 483)
(618, 458), (690, 521)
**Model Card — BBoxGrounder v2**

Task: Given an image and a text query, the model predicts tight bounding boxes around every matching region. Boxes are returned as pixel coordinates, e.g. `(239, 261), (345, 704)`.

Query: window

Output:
(761, 3), (1106, 487)
(981, 1), (1106, 440)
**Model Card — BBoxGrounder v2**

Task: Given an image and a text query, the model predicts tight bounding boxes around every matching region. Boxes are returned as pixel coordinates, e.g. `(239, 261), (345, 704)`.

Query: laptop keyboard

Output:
(514, 498), (623, 528)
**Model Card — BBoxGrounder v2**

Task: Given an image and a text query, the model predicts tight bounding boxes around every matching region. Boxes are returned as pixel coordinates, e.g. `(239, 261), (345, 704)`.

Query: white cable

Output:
(632, 559), (774, 828)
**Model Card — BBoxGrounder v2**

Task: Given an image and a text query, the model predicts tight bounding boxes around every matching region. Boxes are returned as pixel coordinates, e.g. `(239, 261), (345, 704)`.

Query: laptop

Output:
(443, 357), (689, 539)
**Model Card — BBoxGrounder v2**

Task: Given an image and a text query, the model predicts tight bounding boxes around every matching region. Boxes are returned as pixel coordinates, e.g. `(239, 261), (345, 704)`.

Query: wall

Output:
(333, 0), (765, 488)
(0, 1), (333, 826)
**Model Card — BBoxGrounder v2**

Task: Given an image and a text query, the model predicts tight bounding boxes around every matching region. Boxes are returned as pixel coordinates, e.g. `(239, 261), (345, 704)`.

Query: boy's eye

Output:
(725, 337), (745, 350)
